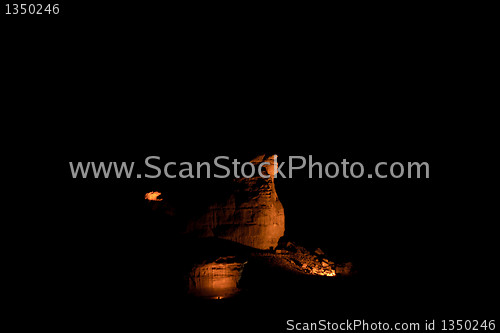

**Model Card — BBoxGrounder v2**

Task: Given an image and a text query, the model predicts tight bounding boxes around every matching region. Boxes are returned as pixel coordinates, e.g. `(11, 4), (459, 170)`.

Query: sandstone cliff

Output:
(185, 154), (285, 250)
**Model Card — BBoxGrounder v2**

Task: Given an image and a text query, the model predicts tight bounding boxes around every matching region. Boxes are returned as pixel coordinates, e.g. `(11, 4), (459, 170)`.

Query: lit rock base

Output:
(187, 256), (247, 299)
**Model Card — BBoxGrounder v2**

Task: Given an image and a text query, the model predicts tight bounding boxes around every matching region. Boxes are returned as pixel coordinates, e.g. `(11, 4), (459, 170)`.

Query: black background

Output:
(4, 2), (497, 331)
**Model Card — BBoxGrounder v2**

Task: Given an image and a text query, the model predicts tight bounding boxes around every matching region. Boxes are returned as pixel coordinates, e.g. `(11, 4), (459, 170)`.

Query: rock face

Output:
(185, 154), (285, 250)
(187, 256), (247, 299)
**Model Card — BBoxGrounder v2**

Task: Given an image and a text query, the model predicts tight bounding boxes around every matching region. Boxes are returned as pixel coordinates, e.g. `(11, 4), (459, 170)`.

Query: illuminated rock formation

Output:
(145, 191), (162, 201)
(185, 154), (285, 250)
(187, 256), (247, 299)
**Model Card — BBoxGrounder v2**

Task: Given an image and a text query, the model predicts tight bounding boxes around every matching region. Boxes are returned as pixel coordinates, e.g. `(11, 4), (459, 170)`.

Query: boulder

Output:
(335, 262), (353, 276)
(314, 248), (325, 256)
(285, 241), (297, 252)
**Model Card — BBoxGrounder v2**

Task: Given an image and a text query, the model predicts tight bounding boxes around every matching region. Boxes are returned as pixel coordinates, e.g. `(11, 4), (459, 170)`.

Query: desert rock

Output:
(187, 256), (247, 299)
(185, 154), (285, 250)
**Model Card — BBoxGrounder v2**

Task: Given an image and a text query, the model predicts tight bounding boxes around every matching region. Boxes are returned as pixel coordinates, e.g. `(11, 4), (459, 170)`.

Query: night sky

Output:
(6, 3), (496, 331)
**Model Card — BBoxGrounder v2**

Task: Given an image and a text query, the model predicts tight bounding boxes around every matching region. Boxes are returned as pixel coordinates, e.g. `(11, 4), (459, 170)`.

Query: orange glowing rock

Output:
(188, 256), (247, 299)
(185, 154), (285, 250)
(145, 191), (163, 201)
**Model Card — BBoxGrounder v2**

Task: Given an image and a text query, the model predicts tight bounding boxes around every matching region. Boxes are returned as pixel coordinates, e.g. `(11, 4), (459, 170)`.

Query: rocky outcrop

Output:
(187, 256), (247, 299)
(274, 243), (337, 277)
(185, 154), (285, 250)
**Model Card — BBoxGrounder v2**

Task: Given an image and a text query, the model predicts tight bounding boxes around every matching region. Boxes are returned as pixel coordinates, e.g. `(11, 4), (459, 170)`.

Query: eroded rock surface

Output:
(187, 256), (247, 299)
(185, 154), (285, 250)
